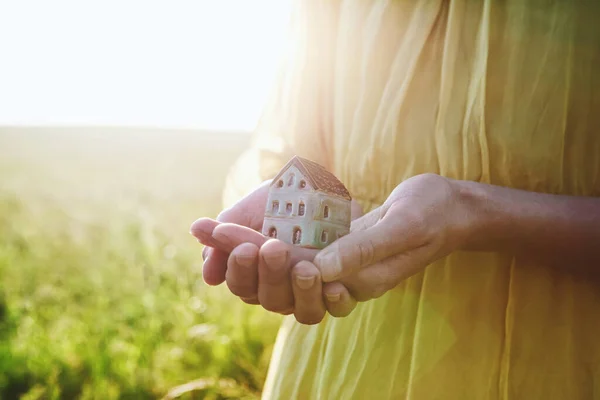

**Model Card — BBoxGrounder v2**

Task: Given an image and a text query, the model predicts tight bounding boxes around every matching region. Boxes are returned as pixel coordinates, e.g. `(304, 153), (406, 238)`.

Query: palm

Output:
(220, 180), (272, 231)
(191, 188), (365, 321)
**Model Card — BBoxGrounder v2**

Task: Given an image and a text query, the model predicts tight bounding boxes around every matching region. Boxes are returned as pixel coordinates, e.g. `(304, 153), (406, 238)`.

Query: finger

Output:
(349, 207), (383, 233)
(225, 242), (259, 299)
(291, 261), (326, 325)
(350, 200), (365, 221)
(202, 248), (229, 286)
(322, 281), (357, 317)
(212, 223), (268, 253)
(217, 206), (264, 232)
(212, 223), (319, 263)
(240, 296), (260, 305)
(314, 209), (410, 282)
(190, 218), (222, 247)
(258, 239), (294, 314)
(216, 180), (271, 231)
(348, 245), (432, 301)
(193, 220), (228, 286)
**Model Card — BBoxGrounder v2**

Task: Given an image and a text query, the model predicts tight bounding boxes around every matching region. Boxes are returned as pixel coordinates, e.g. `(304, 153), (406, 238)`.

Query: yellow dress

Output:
(223, 1), (600, 398)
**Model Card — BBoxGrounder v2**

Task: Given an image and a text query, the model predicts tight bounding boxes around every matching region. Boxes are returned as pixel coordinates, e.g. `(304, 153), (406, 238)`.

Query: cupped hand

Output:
(191, 219), (358, 324)
(190, 181), (364, 324)
(312, 173), (474, 301)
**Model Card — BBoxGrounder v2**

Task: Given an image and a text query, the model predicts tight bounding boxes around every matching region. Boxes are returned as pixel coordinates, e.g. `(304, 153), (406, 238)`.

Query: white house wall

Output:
(262, 162), (352, 248)
(314, 192), (351, 225)
(262, 217), (350, 249)
(272, 165), (314, 196)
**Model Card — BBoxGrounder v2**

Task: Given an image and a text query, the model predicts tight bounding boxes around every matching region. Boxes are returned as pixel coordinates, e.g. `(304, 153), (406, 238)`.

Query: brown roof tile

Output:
(272, 156), (352, 200)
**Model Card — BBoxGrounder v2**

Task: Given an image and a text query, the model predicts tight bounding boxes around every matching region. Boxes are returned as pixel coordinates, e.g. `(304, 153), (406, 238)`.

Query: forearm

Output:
(456, 179), (600, 269)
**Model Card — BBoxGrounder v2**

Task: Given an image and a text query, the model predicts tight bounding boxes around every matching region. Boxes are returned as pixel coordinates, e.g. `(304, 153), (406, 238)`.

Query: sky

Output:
(0, 0), (292, 131)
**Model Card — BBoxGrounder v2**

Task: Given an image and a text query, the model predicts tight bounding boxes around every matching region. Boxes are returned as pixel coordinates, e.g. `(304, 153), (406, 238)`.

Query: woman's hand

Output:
(196, 171), (600, 323)
(191, 221), (358, 323)
(312, 171), (600, 304)
(192, 180), (272, 286)
(191, 172), (473, 323)
(313, 173), (475, 301)
(190, 182), (363, 324)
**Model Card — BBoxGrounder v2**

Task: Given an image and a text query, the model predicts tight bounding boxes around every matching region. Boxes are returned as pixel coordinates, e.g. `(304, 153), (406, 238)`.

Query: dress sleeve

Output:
(222, 1), (341, 208)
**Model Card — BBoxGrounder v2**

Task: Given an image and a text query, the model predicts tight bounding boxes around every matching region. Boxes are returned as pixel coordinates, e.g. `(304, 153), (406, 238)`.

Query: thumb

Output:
(313, 213), (402, 282)
(350, 200), (364, 220)
(217, 180), (271, 231)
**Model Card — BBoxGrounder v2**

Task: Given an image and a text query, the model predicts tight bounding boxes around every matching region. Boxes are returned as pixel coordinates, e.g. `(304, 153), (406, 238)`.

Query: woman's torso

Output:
(261, 1), (600, 398)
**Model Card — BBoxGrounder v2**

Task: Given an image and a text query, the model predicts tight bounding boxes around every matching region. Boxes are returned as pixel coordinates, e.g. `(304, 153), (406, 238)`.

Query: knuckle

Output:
(398, 210), (429, 243)
(403, 208), (427, 228)
(329, 311), (349, 318)
(328, 305), (354, 318)
(226, 281), (255, 298)
(370, 284), (390, 300)
(261, 298), (293, 314)
(261, 303), (279, 313)
(353, 291), (372, 302)
(240, 296), (259, 305)
(295, 312), (324, 325)
(357, 239), (376, 267)
(266, 304), (293, 315)
(346, 284), (369, 302)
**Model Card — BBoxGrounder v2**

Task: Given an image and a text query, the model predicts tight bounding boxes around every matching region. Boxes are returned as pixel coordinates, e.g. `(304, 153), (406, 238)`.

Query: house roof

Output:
(272, 156), (352, 200)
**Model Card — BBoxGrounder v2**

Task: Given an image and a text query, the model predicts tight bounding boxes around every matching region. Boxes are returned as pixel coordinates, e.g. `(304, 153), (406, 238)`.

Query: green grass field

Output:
(0, 127), (282, 399)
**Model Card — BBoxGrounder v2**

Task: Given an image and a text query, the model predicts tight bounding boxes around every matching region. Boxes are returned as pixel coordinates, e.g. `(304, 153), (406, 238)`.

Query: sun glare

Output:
(0, 0), (292, 131)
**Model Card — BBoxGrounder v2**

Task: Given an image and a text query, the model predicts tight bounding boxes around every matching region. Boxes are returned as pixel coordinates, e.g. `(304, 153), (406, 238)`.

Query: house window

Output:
(299, 180), (306, 189)
(272, 200), (279, 213)
(321, 229), (328, 243)
(293, 227), (302, 244)
(323, 205), (329, 219)
(268, 227), (277, 238)
(287, 173), (295, 186)
(277, 180), (283, 188)
(298, 201), (305, 216)
(286, 202), (292, 214)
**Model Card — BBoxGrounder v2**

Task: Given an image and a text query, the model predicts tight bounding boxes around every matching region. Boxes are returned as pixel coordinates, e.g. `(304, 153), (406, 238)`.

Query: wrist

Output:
(451, 179), (510, 252)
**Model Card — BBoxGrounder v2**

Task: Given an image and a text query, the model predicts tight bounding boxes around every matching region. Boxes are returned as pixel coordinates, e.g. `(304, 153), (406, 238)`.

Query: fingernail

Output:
(236, 255), (255, 267)
(314, 251), (341, 281)
(263, 251), (288, 267)
(295, 275), (315, 290)
(202, 247), (208, 261)
(325, 292), (341, 303)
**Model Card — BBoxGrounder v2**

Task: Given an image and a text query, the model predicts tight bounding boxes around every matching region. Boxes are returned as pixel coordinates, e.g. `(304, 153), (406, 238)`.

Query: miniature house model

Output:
(262, 156), (352, 249)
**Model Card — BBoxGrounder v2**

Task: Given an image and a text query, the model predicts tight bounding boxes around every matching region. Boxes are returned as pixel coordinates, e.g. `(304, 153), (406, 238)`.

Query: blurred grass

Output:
(0, 127), (282, 400)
